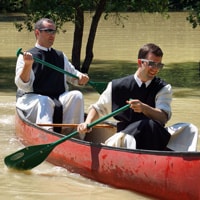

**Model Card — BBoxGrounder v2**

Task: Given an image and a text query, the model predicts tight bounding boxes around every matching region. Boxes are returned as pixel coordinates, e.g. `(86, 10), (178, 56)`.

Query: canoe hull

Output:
(15, 110), (200, 199)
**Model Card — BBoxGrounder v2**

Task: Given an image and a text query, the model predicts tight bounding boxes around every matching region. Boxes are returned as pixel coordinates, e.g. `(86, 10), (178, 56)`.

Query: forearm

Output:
(142, 103), (168, 125)
(20, 63), (32, 83)
(128, 99), (168, 125)
(142, 84), (172, 124)
(77, 108), (99, 134)
(85, 108), (99, 124)
(15, 54), (34, 92)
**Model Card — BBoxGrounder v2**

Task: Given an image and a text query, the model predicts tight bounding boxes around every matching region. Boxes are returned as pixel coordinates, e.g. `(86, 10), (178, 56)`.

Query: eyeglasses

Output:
(39, 28), (56, 35)
(139, 59), (164, 70)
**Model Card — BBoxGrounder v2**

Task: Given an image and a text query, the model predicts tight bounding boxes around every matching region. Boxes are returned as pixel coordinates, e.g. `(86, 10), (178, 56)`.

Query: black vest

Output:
(29, 47), (65, 98)
(112, 75), (167, 130)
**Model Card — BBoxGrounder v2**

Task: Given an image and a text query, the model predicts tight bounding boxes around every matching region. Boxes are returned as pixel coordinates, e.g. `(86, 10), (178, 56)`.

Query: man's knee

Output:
(37, 95), (55, 107)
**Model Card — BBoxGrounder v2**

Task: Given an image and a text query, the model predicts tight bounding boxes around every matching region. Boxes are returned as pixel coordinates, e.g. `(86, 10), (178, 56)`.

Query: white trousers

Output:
(16, 90), (85, 131)
(105, 123), (199, 152)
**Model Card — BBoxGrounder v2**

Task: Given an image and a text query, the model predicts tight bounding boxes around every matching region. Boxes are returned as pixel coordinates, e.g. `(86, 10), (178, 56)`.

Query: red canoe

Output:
(15, 109), (200, 200)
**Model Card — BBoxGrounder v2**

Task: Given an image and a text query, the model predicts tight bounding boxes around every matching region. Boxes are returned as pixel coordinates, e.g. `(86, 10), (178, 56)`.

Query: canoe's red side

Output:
(15, 111), (200, 200)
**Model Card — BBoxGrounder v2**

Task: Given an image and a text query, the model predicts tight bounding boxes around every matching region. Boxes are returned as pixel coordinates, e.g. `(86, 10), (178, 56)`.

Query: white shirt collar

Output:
(134, 74), (151, 87)
(35, 43), (51, 51)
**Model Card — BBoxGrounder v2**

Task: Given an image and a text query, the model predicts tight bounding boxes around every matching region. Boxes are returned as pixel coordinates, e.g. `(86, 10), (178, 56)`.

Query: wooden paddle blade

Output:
(4, 143), (54, 170)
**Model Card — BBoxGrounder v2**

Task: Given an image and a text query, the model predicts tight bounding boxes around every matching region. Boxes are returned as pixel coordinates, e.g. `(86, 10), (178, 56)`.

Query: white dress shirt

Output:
(89, 74), (172, 120)
(15, 43), (82, 93)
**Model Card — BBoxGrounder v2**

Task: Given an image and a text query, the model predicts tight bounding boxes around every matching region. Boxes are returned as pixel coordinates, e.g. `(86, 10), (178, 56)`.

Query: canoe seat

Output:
(84, 123), (117, 143)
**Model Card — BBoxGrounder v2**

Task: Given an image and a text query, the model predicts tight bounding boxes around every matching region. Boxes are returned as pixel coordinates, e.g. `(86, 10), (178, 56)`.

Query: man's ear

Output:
(138, 59), (142, 65)
(35, 29), (40, 37)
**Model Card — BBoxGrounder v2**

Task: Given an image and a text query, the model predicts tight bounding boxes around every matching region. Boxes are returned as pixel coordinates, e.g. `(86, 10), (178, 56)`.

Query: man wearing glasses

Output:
(78, 43), (173, 150)
(15, 18), (89, 136)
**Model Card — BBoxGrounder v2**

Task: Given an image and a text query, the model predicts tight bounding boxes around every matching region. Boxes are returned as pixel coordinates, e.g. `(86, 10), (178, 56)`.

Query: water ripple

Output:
(0, 115), (15, 125)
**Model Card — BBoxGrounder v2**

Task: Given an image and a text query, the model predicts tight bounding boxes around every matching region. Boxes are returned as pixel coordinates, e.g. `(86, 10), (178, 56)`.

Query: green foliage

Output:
(186, 1), (200, 28)
(14, 0), (76, 32)
(12, 0), (108, 32)
(10, 0), (170, 32)
(1, 0), (200, 29)
(0, 0), (24, 12)
(104, 0), (168, 12)
(168, 0), (200, 28)
(103, 0), (169, 27)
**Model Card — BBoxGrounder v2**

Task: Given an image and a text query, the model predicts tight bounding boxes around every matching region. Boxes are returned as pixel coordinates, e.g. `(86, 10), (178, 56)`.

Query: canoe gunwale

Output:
(16, 108), (200, 157)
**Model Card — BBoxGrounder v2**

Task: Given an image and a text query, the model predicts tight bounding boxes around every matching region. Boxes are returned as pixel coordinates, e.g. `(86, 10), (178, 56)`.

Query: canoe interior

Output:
(16, 108), (200, 156)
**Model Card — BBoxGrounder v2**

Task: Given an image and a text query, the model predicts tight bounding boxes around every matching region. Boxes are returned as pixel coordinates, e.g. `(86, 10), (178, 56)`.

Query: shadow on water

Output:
(78, 60), (200, 98)
(159, 62), (199, 86)
(0, 57), (200, 98)
(0, 57), (17, 93)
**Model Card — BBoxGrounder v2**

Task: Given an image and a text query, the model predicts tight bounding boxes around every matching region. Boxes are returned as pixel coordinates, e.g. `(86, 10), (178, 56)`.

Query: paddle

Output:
(37, 123), (114, 128)
(16, 48), (108, 94)
(4, 103), (130, 170)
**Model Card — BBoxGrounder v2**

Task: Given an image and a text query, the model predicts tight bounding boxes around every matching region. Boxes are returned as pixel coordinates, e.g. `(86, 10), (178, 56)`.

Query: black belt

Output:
(51, 97), (63, 133)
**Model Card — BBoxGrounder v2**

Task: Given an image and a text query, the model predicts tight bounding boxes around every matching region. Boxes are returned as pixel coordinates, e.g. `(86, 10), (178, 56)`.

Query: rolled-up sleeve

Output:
(89, 82), (112, 117)
(156, 84), (173, 120)
(88, 82), (172, 121)
(15, 55), (34, 92)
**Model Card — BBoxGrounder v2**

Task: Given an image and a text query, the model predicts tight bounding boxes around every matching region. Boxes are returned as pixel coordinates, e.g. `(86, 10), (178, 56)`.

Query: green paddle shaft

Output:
(52, 103), (130, 146)
(4, 103), (130, 170)
(16, 48), (108, 94)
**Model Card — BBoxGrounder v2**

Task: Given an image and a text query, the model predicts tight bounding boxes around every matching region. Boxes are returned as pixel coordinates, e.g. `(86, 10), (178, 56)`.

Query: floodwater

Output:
(0, 95), (154, 200)
(0, 11), (200, 200)
(1, 94), (200, 200)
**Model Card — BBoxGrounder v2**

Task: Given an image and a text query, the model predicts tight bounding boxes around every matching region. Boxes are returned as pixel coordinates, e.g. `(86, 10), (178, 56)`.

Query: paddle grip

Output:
(87, 103), (130, 129)
(16, 48), (79, 79)
(54, 103), (130, 146)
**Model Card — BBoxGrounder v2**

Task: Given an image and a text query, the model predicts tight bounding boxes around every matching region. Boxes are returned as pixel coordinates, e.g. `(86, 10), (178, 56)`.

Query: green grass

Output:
(1, 57), (200, 97)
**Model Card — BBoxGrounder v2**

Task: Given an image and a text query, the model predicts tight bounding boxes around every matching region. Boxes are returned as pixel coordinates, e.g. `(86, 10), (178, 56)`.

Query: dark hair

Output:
(138, 43), (163, 59)
(34, 18), (56, 30)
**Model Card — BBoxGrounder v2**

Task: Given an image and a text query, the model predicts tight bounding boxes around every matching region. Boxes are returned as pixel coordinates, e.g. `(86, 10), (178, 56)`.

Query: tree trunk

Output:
(71, 7), (84, 71)
(81, 0), (107, 73)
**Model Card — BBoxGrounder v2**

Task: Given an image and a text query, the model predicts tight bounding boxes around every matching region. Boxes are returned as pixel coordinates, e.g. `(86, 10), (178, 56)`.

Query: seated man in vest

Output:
(77, 43), (198, 151)
(78, 43), (171, 150)
(15, 18), (89, 137)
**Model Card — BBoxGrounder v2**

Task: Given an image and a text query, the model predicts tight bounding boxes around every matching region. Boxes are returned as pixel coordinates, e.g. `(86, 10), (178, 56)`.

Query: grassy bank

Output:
(1, 57), (200, 97)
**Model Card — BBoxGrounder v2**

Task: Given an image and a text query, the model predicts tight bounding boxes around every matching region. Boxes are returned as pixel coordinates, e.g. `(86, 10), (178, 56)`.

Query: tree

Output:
(0, 0), (24, 12)
(1, 0), (200, 73)
(3, 0), (170, 73)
